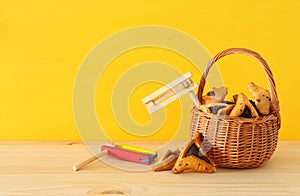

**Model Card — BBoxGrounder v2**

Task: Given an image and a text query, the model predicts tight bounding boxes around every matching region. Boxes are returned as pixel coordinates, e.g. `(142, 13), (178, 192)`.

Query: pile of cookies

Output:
(198, 82), (271, 118)
(153, 132), (216, 174)
(152, 82), (272, 174)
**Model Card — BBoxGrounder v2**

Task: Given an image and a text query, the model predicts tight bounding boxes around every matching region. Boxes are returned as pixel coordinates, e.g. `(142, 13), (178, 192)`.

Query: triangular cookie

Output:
(230, 93), (259, 118)
(172, 132), (216, 174)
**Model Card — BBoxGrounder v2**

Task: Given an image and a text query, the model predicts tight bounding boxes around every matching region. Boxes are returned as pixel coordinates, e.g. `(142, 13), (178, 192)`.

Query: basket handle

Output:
(197, 48), (280, 112)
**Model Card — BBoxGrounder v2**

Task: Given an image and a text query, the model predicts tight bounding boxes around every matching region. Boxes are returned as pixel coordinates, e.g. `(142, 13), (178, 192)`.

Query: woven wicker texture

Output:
(190, 48), (281, 168)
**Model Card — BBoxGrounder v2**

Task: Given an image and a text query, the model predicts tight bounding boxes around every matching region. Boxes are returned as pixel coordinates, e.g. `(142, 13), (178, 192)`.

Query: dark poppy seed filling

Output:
(210, 106), (226, 115)
(185, 144), (211, 164)
(207, 91), (215, 96)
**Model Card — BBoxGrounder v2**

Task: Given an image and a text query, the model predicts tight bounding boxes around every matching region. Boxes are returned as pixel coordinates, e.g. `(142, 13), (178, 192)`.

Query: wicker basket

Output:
(190, 48), (281, 168)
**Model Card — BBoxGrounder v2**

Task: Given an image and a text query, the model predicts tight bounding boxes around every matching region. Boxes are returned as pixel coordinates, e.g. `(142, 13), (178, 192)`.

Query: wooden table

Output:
(0, 141), (299, 195)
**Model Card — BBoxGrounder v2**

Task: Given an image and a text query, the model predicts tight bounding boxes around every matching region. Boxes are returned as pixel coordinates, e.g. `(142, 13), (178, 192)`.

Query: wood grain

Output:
(0, 141), (299, 195)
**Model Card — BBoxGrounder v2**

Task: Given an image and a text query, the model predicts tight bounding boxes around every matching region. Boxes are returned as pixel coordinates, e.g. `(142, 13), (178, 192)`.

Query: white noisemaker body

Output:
(142, 72), (200, 114)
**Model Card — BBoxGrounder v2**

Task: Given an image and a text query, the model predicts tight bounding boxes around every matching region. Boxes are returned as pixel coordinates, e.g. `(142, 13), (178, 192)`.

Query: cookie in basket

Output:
(201, 86), (228, 104)
(230, 93), (259, 118)
(197, 102), (235, 116)
(248, 82), (271, 115)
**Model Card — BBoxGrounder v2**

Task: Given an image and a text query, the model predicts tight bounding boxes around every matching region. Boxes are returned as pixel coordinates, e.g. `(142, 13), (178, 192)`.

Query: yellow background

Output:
(0, 0), (299, 140)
